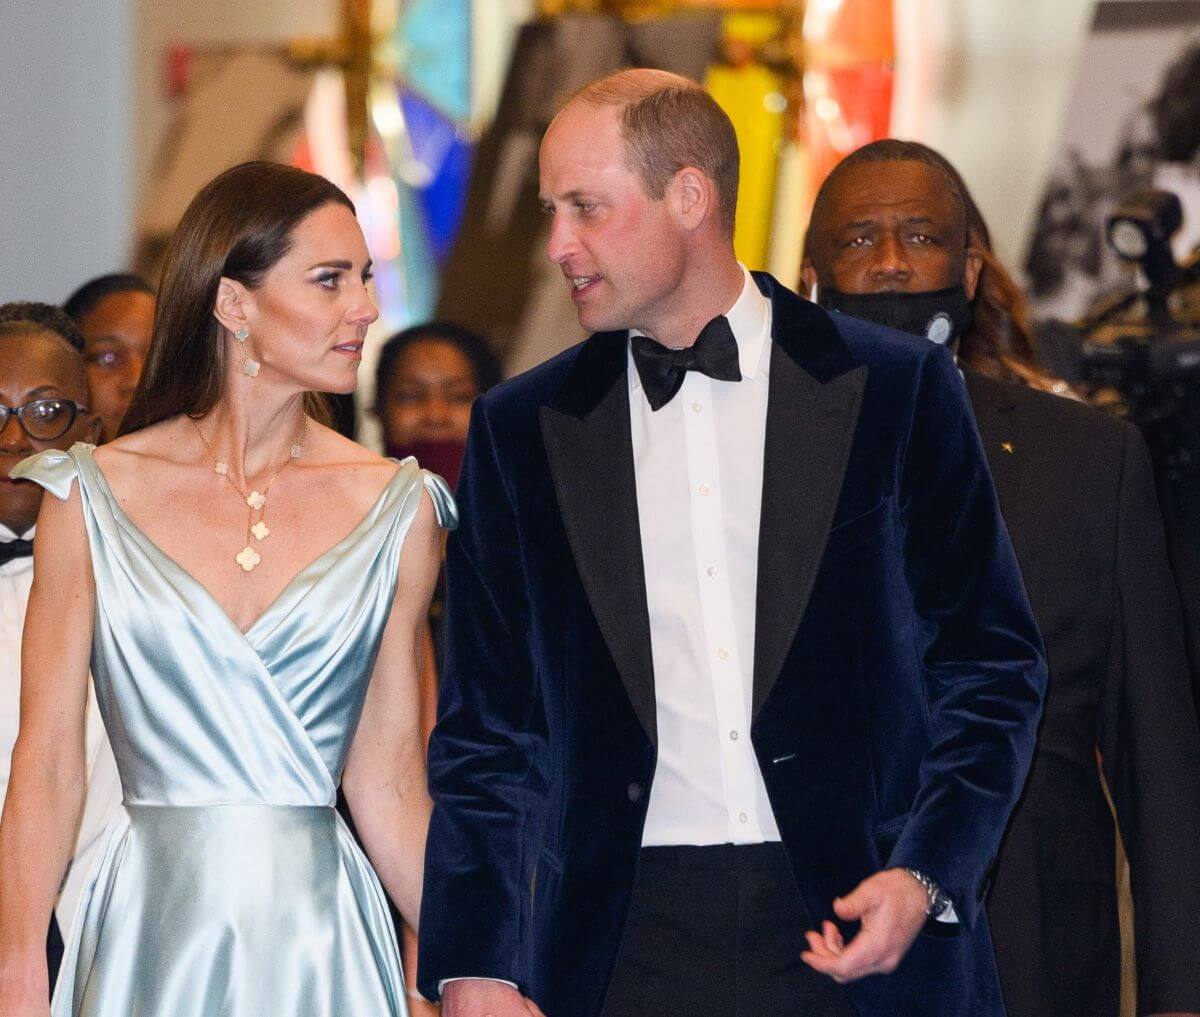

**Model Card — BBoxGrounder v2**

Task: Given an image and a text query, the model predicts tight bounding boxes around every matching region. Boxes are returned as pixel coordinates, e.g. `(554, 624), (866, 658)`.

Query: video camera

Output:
(1055, 187), (1200, 480)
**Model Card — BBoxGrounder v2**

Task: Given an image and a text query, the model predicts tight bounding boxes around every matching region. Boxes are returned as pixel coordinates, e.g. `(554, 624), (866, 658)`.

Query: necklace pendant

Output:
(251, 521), (270, 541)
(214, 462), (229, 477)
(246, 490), (266, 510)
(235, 545), (262, 572)
(290, 443), (302, 459)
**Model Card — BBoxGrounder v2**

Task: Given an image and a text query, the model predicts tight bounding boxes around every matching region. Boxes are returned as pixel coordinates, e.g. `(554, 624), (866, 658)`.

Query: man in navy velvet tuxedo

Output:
(419, 70), (1047, 1017)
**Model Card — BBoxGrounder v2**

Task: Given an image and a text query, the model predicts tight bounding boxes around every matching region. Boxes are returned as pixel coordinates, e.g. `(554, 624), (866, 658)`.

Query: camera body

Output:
(1054, 187), (1200, 480)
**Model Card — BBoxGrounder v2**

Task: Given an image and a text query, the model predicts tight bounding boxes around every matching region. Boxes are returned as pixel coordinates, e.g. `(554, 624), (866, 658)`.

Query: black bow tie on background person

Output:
(0, 538), (33, 566)
(630, 315), (743, 412)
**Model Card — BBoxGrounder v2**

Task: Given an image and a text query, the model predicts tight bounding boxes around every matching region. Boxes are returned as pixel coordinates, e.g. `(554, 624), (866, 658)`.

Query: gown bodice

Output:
(12, 442), (457, 1017)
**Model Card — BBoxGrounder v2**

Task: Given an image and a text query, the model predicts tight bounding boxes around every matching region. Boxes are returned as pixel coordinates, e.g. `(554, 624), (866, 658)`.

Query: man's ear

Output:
(800, 261), (819, 300)
(213, 277), (251, 337)
(670, 167), (713, 232)
(964, 249), (983, 301)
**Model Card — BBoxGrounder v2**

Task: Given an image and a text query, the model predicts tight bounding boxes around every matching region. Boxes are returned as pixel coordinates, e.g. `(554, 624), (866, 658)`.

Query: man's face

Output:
(0, 331), (99, 535)
(77, 289), (155, 440)
(804, 161), (979, 298)
(539, 101), (688, 337)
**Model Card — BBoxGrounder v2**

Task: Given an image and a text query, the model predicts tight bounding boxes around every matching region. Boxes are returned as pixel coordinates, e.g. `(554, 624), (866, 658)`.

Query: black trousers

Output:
(46, 914), (63, 1000)
(601, 843), (856, 1017)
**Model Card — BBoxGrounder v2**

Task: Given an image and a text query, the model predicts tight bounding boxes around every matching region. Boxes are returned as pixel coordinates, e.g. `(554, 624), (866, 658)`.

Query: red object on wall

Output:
(803, 0), (895, 186)
(165, 45), (194, 98)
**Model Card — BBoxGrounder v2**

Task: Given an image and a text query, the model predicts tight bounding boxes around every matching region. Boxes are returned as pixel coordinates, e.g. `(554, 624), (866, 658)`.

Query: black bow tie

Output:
(0, 539), (33, 566)
(631, 315), (743, 411)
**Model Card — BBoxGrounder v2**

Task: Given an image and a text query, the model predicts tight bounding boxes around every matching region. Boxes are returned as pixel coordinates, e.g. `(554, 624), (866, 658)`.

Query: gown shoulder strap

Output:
(9, 442), (94, 501)
(419, 470), (458, 531)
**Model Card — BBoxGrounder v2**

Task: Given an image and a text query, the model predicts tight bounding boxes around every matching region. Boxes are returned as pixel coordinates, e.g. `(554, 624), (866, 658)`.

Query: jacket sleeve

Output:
(886, 345), (1048, 928)
(417, 398), (549, 999)
(1100, 423), (1200, 1015)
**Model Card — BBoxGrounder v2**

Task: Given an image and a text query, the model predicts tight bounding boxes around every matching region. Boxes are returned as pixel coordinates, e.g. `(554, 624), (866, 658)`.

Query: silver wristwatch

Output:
(904, 868), (952, 919)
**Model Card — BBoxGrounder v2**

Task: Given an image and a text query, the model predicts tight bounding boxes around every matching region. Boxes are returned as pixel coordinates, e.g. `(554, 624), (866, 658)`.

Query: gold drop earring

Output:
(234, 326), (260, 378)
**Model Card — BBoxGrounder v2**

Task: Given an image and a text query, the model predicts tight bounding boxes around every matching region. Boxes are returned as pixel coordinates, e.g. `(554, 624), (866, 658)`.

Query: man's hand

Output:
(801, 868), (930, 983)
(440, 979), (546, 1017)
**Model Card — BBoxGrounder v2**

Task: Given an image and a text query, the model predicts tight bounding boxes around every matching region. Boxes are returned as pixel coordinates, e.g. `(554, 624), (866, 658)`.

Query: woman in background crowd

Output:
(938, 165), (1080, 398)
(63, 274), (156, 440)
(373, 321), (501, 492)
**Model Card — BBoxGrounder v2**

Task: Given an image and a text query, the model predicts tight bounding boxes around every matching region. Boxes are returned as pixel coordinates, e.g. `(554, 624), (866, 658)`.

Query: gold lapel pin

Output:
(1001, 441), (1015, 455)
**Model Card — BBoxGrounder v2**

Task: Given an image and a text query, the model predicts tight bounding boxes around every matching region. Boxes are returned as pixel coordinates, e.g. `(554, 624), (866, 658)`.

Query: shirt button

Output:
(698, 484), (711, 497)
(706, 565), (717, 578)
(729, 730), (739, 741)
(738, 811), (749, 824)
(717, 648), (729, 661)
(692, 402), (703, 414)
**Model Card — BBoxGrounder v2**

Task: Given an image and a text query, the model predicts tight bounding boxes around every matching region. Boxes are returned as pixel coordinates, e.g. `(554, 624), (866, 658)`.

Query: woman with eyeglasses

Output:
(0, 302), (122, 1005)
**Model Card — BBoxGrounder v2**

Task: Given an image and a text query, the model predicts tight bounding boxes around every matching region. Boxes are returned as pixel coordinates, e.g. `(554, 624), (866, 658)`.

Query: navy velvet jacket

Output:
(419, 275), (1048, 1016)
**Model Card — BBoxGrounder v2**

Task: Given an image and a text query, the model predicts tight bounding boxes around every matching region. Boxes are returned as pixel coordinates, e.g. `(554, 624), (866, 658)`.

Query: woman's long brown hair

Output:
(120, 161), (354, 435)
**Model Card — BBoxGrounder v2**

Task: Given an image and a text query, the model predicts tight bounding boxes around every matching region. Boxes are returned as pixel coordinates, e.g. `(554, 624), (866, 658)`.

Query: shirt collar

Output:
(0, 521), (34, 576)
(0, 521), (34, 542)
(629, 264), (771, 393)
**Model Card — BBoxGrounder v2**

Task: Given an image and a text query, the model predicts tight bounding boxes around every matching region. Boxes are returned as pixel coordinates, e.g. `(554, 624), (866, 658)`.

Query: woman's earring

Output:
(233, 327), (259, 376)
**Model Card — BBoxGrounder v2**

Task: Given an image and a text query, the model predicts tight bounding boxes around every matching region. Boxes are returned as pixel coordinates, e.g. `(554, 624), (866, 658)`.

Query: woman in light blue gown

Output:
(0, 162), (455, 1017)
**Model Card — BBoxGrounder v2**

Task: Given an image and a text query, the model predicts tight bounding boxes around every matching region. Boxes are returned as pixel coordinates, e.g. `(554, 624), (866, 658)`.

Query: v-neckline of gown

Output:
(76, 444), (410, 642)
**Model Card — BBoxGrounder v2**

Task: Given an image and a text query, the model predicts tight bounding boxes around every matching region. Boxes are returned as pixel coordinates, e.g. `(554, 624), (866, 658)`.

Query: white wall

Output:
(0, 0), (134, 304)
(892, 0), (1097, 266)
(134, 0), (336, 210)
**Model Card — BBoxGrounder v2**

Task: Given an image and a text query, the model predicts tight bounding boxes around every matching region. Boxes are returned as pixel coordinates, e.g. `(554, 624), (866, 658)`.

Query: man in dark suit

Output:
(419, 73), (1047, 1017)
(802, 139), (1200, 1017)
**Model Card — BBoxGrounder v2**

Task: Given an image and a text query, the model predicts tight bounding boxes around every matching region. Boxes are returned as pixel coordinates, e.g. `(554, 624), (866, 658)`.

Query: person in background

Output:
(373, 321), (502, 491)
(63, 274), (155, 441)
(802, 138), (1200, 1017)
(0, 302), (121, 1000)
(355, 322), (500, 1017)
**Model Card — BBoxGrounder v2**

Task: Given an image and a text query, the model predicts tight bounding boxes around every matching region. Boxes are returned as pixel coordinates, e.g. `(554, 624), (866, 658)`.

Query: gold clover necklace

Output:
(191, 415), (308, 573)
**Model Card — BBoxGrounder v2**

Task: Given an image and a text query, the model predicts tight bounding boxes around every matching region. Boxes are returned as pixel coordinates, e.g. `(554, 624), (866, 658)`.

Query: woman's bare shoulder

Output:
(92, 417), (192, 477)
(304, 422), (404, 508)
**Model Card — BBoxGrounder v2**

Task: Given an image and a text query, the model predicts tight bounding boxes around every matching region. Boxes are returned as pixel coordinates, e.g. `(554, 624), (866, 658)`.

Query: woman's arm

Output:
(0, 486), (94, 1009)
(343, 491), (443, 930)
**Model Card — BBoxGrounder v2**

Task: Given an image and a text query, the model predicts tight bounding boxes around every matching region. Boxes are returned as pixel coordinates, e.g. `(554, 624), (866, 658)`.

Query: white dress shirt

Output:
(630, 266), (782, 846)
(0, 520), (124, 933)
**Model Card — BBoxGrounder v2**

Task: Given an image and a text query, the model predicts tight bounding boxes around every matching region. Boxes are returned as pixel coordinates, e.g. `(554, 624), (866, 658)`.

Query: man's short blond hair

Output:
(569, 69), (740, 234)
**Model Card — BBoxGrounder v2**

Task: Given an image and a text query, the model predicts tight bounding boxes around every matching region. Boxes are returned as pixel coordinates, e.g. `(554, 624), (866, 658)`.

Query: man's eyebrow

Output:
(539, 191), (597, 205)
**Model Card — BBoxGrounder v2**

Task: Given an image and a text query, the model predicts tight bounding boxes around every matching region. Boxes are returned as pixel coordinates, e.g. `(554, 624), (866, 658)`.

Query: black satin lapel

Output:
(753, 348), (868, 720)
(540, 368), (657, 744)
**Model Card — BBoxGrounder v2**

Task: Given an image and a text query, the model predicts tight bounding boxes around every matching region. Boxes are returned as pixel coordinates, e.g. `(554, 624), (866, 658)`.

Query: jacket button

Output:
(627, 783), (643, 802)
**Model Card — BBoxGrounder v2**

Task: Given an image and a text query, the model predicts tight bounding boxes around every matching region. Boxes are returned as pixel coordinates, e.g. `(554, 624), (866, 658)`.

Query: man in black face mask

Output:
(803, 139), (1200, 1017)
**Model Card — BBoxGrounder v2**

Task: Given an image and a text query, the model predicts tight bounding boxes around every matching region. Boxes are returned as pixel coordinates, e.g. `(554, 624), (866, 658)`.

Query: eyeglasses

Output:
(0, 399), (90, 441)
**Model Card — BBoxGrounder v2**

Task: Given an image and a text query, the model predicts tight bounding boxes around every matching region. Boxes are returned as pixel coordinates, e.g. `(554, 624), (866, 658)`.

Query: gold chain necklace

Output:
(190, 416), (308, 573)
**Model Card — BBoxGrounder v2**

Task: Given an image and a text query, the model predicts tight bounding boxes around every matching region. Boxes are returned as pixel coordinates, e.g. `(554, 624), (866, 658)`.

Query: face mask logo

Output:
(925, 312), (954, 345)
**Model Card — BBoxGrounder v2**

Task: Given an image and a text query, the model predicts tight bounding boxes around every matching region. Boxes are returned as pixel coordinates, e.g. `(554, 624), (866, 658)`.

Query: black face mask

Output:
(817, 284), (973, 346)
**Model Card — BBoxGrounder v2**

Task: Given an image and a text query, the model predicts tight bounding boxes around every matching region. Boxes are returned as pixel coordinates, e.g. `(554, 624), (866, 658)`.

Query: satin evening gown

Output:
(12, 443), (456, 1017)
